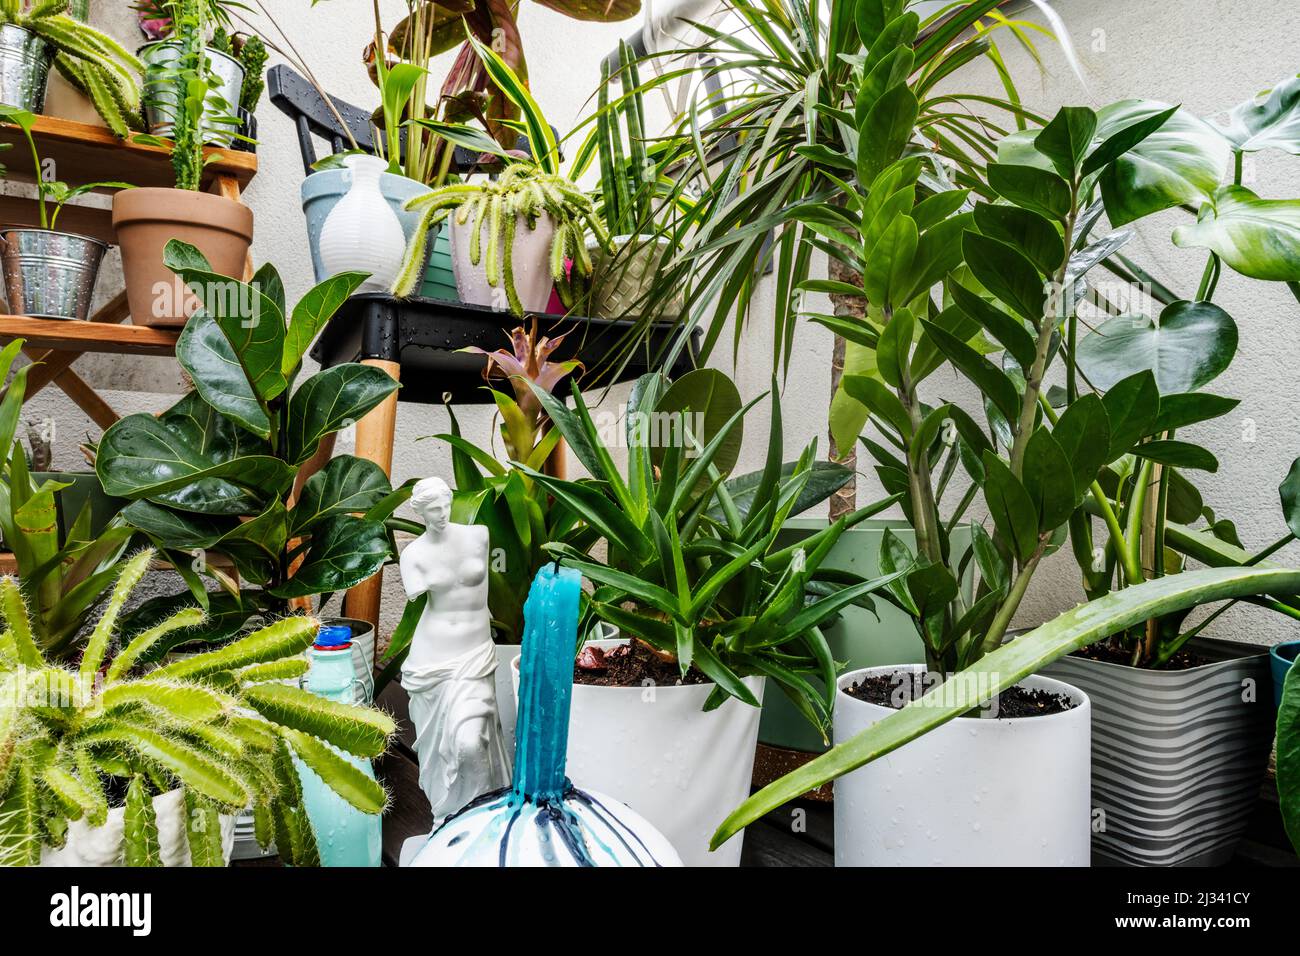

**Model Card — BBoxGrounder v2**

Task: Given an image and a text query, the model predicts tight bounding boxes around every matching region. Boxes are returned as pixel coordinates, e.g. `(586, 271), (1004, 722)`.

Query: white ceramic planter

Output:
(40, 789), (235, 867)
(452, 210), (556, 313)
(585, 234), (682, 319)
(318, 155), (410, 293)
(514, 639), (764, 867)
(833, 665), (1092, 867)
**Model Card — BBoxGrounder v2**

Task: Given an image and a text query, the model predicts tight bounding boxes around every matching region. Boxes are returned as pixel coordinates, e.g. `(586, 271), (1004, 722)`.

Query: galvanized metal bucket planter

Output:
(1042, 636), (1274, 866)
(140, 41), (246, 147)
(0, 24), (52, 112)
(0, 228), (108, 320)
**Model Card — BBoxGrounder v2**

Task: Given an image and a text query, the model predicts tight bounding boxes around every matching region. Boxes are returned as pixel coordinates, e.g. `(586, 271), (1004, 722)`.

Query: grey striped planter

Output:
(1042, 637), (1273, 867)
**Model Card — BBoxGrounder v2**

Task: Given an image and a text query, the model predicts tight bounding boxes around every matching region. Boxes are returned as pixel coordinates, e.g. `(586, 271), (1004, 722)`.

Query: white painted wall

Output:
(16, 0), (1300, 645)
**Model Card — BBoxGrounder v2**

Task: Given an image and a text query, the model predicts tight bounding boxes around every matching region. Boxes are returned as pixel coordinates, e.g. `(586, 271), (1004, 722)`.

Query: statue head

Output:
(412, 476), (452, 532)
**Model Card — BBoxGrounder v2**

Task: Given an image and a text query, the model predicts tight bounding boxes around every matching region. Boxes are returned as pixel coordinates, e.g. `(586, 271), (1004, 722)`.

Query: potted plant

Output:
(392, 37), (608, 314)
(0, 550), (395, 866)
(93, 243), (404, 645)
(0, 103), (129, 320)
(711, 97), (1300, 866)
(210, 24), (264, 151)
(1279, 651), (1300, 857)
(0, 0), (142, 130)
(113, 1), (252, 327)
(509, 368), (899, 865)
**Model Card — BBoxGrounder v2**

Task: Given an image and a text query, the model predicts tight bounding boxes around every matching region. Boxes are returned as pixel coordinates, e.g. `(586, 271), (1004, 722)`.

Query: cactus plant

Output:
(0, 549), (395, 866)
(2, 0), (145, 136)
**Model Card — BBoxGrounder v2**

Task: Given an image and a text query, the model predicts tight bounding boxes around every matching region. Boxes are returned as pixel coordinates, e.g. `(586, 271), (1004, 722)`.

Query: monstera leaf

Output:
(1215, 74), (1300, 155)
(1172, 185), (1300, 282)
(1076, 300), (1237, 394)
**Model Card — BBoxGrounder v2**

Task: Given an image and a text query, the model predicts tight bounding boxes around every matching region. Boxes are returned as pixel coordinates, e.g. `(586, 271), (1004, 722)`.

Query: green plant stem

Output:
(1125, 456), (1156, 579)
(979, 539), (1046, 656)
(1247, 533), (1295, 566)
(1196, 253), (1220, 301)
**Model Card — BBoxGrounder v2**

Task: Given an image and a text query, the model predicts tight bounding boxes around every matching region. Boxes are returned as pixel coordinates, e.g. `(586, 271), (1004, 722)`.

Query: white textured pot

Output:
(833, 665), (1091, 867)
(318, 155), (409, 293)
(514, 638), (763, 867)
(585, 234), (682, 319)
(40, 789), (235, 867)
(451, 210), (556, 313)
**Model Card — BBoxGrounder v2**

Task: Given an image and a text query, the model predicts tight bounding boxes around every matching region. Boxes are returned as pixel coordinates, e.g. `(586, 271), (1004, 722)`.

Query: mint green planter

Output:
(759, 518), (973, 753)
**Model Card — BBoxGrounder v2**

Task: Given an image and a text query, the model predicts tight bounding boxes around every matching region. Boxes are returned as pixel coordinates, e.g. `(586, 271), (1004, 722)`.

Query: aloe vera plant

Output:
(0, 549), (395, 866)
(1, 0), (145, 136)
(513, 368), (902, 731)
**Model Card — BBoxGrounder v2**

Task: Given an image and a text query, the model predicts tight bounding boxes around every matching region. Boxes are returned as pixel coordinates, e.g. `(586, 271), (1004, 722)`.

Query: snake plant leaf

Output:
(242, 684), (395, 758)
(97, 412), (293, 505)
(289, 456), (392, 537)
(962, 231), (1046, 323)
(1278, 657), (1300, 854)
(1096, 101), (1231, 226)
(1172, 185), (1300, 281)
(283, 364), (400, 465)
(176, 315), (269, 438)
(1215, 74), (1300, 155)
(711, 565), (1300, 850)
(266, 515), (391, 599)
(282, 271), (369, 379)
(981, 451), (1038, 562)
(1076, 300), (1238, 394)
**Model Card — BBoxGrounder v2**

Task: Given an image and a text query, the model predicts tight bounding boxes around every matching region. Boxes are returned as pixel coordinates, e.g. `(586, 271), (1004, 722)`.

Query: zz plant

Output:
(0, 550), (394, 866)
(1, 0), (144, 136)
(95, 242), (403, 645)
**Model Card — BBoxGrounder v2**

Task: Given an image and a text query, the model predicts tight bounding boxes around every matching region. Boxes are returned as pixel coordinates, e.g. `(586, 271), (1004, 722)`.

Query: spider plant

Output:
(0, 550), (394, 866)
(3, 0), (145, 136)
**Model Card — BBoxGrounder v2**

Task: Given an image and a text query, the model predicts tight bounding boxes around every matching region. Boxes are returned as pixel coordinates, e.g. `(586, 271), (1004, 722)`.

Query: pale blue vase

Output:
(296, 625), (382, 867)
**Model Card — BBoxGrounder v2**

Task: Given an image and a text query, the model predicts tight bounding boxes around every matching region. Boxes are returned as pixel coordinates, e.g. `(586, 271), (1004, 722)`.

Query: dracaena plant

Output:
(1, 0), (145, 136)
(0, 340), (134, 662)
(93, 242), (404, 646)
(513, 368), (901, 732)
(0, 551), (394, 866)
(710, 99), (1300, 848)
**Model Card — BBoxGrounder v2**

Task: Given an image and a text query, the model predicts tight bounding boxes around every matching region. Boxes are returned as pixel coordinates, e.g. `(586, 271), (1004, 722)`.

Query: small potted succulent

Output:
(0, 551), (394, 867)
(393, 37), (608, 314)
(0, 0), (142, 130)
(113, 0), (252, 327)
(0, 104), (128, 320)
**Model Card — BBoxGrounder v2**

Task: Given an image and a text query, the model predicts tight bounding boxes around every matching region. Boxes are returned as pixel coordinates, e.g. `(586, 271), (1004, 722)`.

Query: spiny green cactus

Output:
(394, 164), (610, 315)
(0, 548), (396, 867)
(3, 1), (145, 137)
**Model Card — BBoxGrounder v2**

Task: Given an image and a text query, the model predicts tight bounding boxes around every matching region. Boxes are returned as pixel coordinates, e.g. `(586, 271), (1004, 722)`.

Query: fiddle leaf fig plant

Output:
(94, 242), (403, 645)
(0, 551), (394, 867)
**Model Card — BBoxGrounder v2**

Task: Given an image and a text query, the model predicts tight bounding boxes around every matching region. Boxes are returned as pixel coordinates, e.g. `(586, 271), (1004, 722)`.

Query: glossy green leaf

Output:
(1278, 654), (1300, 855)
(652, 368), (743, 483)
(947, 280), (1036, 371)
(962, 231), (1046, 323)
(1051, 393), (1112, 489)
(1154, 392), (1239, 433)
(842, 373), (911, 440)
(282, 272), (369, 377)
(1076, 300), (1237, 393)
(1215, 74), (1300, 155)
(1022, 428), (1077, 532)
(289, 456), (392, 537)
(986, 162), (1071, 221)
(856, 83), (919, 189)
(1035, 105), (1097, 180)
(982, 451), (1038, 562)
(1081, 103), (1177, 176)
(283, 365), (400, 465)
(267, 515), (391, 599)
(176, 314), (270, 438)
(1134, 440), (1218, 472)
(1172, 185), (1300, 282)
(1281, 456), (1300, 539)
(919, 320), (1021, 423)
(972, 202), (1064, 277)
(875, 307), (914, 388)
(1100, 371), (1160, 461)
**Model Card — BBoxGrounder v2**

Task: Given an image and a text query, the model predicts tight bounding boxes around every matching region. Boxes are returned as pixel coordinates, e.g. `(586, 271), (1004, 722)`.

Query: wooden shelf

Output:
(0, 316), (179, 356)
(0, 114), (257, 192)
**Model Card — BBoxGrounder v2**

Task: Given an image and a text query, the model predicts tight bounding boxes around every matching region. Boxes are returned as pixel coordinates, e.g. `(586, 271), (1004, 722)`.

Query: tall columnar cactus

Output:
(0, 550), (396, 867)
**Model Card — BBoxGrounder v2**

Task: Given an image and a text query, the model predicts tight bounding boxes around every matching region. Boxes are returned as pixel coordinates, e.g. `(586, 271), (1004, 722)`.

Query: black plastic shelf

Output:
(310, 294), (700, 405)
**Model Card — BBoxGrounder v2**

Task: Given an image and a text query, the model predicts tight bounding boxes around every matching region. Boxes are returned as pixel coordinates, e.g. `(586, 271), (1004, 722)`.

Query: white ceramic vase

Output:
(833, 665), (1092, 867)
(451, 210), (556, 313)
(40, 789), (236, 867)
(317, 155), (409, 293)
(514, 638), (764, 867)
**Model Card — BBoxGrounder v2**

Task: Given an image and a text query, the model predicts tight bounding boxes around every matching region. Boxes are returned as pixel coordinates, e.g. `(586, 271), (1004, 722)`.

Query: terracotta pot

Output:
(113, 188), (254, 328)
